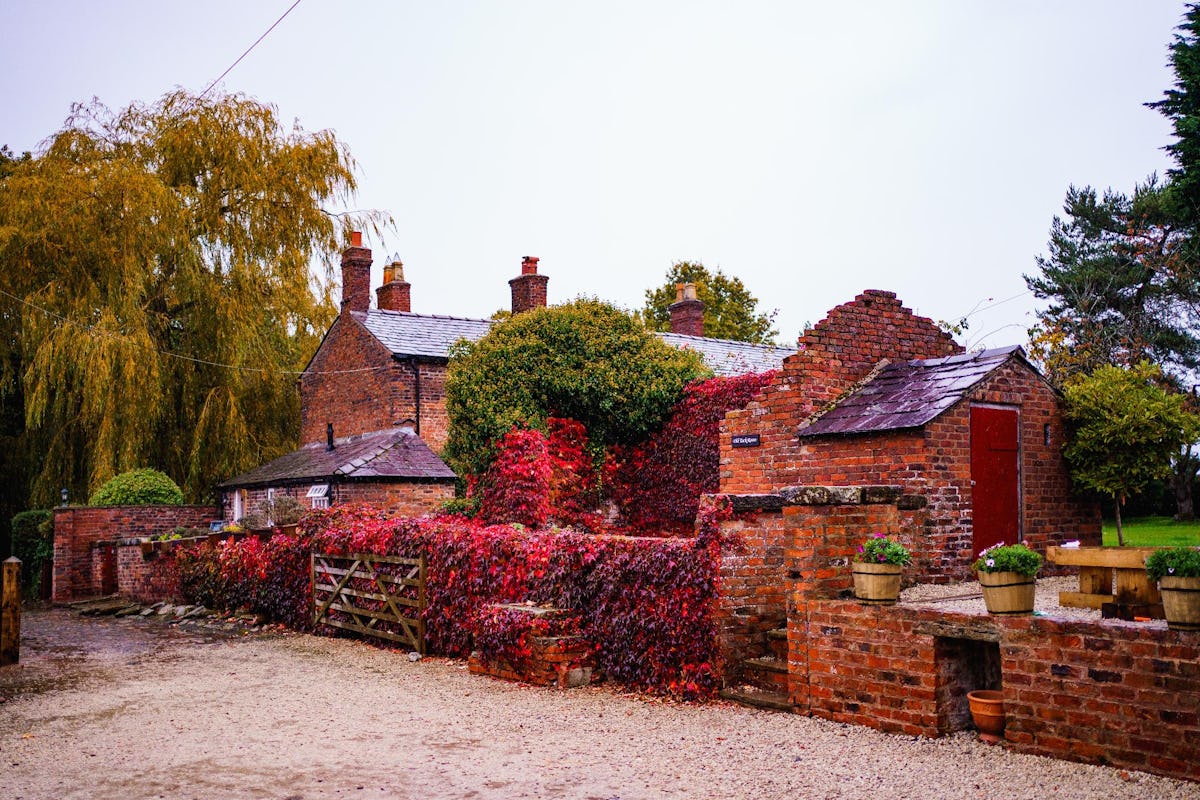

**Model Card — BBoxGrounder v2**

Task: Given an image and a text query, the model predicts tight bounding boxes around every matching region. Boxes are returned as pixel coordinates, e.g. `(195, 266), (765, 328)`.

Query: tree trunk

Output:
(1171, 447), (1198, 521)
(1113, 492), (1125, 547)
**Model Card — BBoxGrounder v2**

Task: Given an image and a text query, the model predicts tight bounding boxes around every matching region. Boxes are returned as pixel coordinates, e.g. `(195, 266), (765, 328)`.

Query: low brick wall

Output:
(52, 505), (218, 602)
(796, 600), (1200, 783)
(714, 487), (927, 683)
(468, 636), (595, 688)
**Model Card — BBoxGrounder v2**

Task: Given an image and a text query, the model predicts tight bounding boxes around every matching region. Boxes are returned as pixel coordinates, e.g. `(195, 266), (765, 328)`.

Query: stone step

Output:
(73, 598), (139, 616)
(743, 656), (787, 674)
(766, 627), (788, 660)
(720, 686), (794, 712)
(740, 656), (789, 695)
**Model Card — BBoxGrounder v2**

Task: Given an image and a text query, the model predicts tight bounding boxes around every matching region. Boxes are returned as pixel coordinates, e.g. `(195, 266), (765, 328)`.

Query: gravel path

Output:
(0, 609), (1196, 800)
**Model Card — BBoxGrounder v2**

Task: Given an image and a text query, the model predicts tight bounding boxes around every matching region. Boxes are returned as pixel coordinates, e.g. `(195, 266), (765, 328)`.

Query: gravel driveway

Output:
(1, 609), (1197, 800)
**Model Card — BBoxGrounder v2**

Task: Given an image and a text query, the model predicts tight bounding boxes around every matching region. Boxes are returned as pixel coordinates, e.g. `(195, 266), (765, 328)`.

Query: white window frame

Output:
(307, 483), (330, 510)
(266, 488), (276, 524)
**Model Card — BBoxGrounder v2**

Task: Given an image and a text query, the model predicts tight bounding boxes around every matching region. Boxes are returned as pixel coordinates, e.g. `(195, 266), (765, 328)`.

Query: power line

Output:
(198, 0), (304, 99)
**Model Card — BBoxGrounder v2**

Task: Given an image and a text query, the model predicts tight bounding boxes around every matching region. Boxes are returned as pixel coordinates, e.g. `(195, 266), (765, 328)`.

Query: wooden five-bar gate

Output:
(312, 552), (427, 653)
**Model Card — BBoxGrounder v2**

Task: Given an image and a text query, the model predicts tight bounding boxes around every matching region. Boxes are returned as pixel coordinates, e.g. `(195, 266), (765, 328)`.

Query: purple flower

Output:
(877, 554), (885, 562)
(1168, 567), (1176, 575)
(857, 545), (864, 553)
(986, 558), (995, 568)
(873, 533), (886, 539)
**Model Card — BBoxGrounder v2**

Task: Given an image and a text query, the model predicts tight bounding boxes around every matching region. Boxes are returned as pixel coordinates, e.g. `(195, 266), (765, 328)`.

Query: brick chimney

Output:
(341, 231), (372, 313)
(376, 256), (411, 313)
(669, 282), (704, 337)
(509, 256), (549, 315)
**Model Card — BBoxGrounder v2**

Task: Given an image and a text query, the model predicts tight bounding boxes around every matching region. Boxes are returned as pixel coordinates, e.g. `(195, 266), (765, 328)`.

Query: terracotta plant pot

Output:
(977, 571), (1035, 615)
(1159, 575), (1200, 631)
(967, 689), (1005, 737)
(852, 562), (903, 605)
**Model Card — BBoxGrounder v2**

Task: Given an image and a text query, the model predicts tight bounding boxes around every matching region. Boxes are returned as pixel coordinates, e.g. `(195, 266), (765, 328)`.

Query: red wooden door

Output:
(970, 406), (1020, 556)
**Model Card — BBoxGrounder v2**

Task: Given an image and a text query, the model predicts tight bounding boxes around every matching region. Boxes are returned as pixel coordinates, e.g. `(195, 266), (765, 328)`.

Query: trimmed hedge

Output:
(89, 468), (183, 506)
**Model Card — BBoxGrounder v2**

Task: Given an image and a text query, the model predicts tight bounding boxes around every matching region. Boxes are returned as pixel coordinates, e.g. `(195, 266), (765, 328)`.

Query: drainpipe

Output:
(409, 356), (422, 436)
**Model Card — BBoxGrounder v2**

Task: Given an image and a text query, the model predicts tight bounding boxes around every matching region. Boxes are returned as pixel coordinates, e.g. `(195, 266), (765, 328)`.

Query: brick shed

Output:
(219, 427), (456, 524)
(720, 289), (1099, 584)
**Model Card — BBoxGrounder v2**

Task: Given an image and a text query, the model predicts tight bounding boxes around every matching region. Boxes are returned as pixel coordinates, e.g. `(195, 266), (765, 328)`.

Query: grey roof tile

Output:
(797, 346), (1027, 437)
(220, 428), (456, 488)
(356, 309), (795, 376)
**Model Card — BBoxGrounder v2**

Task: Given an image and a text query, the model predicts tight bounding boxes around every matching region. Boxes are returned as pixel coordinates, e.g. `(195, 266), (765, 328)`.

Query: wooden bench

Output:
(1046, 546), (1163, 618)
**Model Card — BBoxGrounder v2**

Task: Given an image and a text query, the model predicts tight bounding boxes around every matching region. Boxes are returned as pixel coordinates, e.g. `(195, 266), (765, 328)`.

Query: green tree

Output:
(0, 91), (385, 505)
(1062, 363), (1200, 544)
(444, 299), (708, 476)
(640, 261), (778, 344)
(1024, 181), (1198, 384)
(1148, 2), (1200, 214)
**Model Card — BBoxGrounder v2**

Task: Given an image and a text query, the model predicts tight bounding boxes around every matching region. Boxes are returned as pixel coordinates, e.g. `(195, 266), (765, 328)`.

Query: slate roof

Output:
(357, 309), (794, 376)
(219, 428), (457, 489)
(356, 310), (494, 360)
(796, 346), (1028, 438)
(657, 332), (795, 377)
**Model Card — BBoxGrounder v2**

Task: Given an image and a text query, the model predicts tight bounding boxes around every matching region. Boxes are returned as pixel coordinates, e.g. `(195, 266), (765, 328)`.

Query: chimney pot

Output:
(510, 256), (549, 315)
(669, 282), (705, 337)
(326, 422), (335, 451)
(377, 257), (411, 313)
(340, 235), (372, 313)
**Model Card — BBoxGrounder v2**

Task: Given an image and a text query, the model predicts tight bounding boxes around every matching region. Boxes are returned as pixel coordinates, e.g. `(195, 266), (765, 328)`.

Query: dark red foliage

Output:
(478, 426), (552, 527)
(178, 504), (723, 699)
(607, 372), (775, 533)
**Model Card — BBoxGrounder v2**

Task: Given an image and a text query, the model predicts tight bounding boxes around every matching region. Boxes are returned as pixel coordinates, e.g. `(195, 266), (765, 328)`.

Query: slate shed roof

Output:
(356, 309), (794, 377)
(220, 428), (457, 489)
(797, 346), (1029, 438)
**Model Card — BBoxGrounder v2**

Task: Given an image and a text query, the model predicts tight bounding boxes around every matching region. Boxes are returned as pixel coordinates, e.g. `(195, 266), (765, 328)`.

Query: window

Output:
(307, 483), (330, 510)
(266, 488), (276, 524)
(232, 489), (245, 522)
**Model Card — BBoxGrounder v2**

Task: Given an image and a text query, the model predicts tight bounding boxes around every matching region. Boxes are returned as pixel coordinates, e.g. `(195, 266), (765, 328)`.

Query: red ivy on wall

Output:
(178, 504), (724, 699)
(607, 372), (775, 534)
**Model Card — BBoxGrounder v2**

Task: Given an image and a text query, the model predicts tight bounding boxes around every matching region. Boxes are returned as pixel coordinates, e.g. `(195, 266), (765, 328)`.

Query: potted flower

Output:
(972, 542), (1041, 615)
(1145, 546), (1200, 631)
(852, 533), (912, 605)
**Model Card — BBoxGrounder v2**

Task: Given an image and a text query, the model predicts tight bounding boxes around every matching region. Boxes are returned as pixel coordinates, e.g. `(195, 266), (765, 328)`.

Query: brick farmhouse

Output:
(219, 235), (794, 523)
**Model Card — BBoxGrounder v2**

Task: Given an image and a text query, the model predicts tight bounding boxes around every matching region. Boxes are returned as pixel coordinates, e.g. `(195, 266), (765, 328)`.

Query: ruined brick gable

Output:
(721, 289), (964, 495)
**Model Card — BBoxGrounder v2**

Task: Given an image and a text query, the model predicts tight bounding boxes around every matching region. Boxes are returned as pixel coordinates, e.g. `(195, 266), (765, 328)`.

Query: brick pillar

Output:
(376, 259), (411, 312)
(669, 282), (704, 336)
(509, 256), (549, 315)
(341, 231), (372, 313)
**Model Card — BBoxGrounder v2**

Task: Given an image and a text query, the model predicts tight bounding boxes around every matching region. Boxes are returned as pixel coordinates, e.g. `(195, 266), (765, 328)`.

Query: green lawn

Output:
(1101, 516), (1200, 547)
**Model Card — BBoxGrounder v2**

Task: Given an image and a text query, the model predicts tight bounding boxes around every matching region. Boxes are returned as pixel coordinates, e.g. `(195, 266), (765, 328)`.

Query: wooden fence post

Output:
(1, 557), (19, 666)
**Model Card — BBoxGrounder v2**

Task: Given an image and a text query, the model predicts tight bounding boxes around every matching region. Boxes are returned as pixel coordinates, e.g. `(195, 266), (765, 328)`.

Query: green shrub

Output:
(855, 533), (912, 566)
(972, 543), (1042, 577)
(89, 468), (184, 506)
(10, 509), (53, 592)
(1145, 546), (1200, 582)
(444, 299), (708, 476)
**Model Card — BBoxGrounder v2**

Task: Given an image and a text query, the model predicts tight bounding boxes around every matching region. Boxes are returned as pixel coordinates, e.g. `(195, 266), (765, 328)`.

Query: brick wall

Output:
(721, 291), (961, 497)
(222, 481), (454, 524)
(52, 505), (218, 602)
(714, 488), (928, 683)
(299, 314), (454, 452)
(333, 481), (455, 517)
(797, 600), (1200, 783)
(116, 541), (188, 603)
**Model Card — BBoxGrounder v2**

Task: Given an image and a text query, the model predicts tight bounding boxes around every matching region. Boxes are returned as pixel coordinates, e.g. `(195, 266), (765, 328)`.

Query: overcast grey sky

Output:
(0, 1), (1185, 349)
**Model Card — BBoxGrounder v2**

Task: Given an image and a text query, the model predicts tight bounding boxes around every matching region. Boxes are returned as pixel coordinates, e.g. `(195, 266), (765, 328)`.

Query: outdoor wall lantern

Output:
(60, 487), (68, 507)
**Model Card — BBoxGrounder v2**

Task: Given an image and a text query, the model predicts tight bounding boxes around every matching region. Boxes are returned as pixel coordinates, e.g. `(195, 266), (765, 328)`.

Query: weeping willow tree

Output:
(0, 91), (386, 504)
